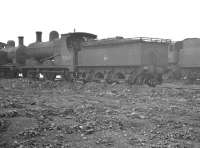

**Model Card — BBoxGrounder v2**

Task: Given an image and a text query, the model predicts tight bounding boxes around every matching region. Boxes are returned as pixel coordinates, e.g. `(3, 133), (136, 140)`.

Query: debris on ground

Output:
(0, 79), (200, 147)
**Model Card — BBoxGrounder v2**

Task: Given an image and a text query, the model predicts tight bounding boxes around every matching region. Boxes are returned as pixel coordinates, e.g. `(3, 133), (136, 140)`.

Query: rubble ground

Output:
(0, 79), (200, 148)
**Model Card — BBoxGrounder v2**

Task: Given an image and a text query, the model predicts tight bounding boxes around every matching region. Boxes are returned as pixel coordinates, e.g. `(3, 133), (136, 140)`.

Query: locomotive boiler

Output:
(17, 31), (61, 65)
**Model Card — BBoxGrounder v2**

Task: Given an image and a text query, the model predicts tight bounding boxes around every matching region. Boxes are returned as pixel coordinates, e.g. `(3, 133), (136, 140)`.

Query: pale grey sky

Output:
(0, 0), (200, 45)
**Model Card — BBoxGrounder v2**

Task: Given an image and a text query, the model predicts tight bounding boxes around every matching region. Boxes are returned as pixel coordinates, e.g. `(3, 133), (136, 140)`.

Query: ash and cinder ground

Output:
(0, 79), (200, 148)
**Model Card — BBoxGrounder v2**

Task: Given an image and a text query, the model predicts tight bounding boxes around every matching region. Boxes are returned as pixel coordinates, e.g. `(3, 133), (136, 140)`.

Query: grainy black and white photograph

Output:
(0, 0), (200, 147)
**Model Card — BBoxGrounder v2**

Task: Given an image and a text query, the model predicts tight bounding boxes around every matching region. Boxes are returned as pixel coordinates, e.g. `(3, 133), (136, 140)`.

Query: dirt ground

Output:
(0, 79), (200, 148)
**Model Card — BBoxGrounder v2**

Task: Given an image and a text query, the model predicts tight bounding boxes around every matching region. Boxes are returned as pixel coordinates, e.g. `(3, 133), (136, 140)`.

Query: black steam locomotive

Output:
(0, 31), (171, 86)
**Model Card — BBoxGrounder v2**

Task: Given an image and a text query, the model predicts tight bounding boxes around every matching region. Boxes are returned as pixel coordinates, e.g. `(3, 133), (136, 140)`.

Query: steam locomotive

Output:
(173, 38), (200, 82)
(0, 31), (171, 85)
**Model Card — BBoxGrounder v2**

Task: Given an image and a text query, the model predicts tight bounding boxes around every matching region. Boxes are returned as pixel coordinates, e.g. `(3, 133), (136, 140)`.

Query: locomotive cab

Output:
(61, 32), (97, 70)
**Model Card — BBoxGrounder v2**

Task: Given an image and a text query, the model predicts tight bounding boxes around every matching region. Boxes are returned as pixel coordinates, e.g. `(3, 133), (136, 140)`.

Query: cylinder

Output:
(36, 31), (42, 42)
(18, 36), (24, 46)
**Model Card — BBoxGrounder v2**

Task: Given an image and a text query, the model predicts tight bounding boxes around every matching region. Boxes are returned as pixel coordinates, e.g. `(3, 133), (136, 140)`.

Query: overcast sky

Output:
(0, 0), (200, 45)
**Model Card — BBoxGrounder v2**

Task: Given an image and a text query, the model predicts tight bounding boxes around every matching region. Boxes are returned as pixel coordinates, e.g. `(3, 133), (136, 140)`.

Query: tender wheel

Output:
(83, 71), (94, 82)
(27, 71), (36, 79)
(22, 71), (28, 78)
(105, 71), (114, 84)
(45, 72), (56, 81)
(64, 70), (72, 81)
(0, 71), (5, 78)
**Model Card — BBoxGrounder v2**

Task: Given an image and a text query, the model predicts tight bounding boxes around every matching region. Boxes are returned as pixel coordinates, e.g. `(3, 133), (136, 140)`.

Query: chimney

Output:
(18, 36), (24, 46)
(36, 31), (42, 42)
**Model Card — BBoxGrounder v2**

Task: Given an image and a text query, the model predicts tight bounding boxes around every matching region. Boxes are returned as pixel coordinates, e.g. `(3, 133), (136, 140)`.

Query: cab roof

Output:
(61, 32), (97, 39)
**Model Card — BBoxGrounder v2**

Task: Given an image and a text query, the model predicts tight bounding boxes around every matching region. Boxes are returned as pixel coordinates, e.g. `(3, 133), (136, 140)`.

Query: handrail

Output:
(94, 37), (171, 43)
(82, 37), (172, 47)
(39, 54), (61, 63)
(130, 37), (172, 43)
